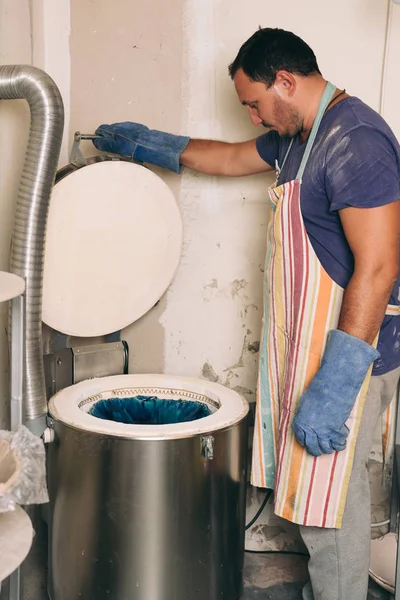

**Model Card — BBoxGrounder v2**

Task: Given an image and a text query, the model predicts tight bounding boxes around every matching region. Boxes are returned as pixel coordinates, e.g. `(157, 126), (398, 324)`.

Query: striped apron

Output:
(251, 82), (400, 529)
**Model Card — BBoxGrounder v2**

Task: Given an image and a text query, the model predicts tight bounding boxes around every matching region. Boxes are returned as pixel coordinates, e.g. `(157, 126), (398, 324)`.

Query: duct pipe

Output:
(0, 66), (64, 433)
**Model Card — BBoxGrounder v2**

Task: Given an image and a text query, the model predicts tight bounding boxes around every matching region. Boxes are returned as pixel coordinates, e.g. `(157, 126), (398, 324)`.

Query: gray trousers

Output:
(300, 366), (400, 600)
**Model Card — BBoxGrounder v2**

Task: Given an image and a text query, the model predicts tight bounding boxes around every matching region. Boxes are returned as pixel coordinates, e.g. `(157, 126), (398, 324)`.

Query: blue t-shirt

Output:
(256, 97), (400, 376)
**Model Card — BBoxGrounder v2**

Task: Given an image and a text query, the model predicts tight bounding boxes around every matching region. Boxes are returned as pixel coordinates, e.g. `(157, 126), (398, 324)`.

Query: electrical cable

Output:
(245, 490), (272, 531)
(370, 518), (391, 528)
(244, 491), (309, 556)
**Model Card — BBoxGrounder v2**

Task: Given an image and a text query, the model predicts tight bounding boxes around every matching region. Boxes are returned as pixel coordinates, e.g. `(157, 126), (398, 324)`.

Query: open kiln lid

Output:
(42, 160), (182, 337)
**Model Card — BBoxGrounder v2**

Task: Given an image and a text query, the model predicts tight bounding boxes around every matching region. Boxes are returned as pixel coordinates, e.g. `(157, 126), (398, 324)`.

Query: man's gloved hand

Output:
(93, 122), (190, 174)
(292, 329), (380, 457)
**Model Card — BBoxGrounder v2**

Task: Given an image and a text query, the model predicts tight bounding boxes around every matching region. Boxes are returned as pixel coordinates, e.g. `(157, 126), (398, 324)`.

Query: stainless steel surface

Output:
(72, 342), (128, 383)
(48, 416), (248, 600)
(69, 131), (118, 168)
(43, 349), (73, 400)
(44, 343), (128, 399)
(74, 132), (98, 141)
(8, 569), (20, 600)
(69, 131), (89, 167)
(1, 65), (64, 424)
(200, 434), (215, 460)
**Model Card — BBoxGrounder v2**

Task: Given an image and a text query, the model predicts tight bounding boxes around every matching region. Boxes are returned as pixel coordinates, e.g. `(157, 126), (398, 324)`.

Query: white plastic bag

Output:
(0, 426), (48, 511)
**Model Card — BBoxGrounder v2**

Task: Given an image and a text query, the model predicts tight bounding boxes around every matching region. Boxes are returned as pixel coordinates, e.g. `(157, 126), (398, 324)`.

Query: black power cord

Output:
(245, 490), (272, 531)
(244, 490), (309, 557)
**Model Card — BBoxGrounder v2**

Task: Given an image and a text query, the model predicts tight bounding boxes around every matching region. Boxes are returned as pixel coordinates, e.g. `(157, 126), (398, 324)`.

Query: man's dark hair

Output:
(229, 28), (321, 86)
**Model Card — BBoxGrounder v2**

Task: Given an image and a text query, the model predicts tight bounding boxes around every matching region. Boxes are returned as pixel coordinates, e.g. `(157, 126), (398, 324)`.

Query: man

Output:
(93, 28), (400, 600)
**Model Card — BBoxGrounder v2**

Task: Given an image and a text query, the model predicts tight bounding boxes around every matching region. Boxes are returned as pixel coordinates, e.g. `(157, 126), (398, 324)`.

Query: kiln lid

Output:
(42, 160), (182, 337)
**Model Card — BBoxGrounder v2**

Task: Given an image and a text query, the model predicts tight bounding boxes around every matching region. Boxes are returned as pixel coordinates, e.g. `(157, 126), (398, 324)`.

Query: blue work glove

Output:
(292, 329), (380, 457)
(93, 122), (190, 174)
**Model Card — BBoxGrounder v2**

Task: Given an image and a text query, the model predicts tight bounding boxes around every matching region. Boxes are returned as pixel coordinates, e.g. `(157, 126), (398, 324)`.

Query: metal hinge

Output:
(200, 435), (214, 460)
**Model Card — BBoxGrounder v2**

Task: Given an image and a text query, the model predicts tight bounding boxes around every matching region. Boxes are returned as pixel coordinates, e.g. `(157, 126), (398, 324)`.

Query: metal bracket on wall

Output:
(67, 130), (147, 176)
(69, 131), (98, 167)
(43, 328), (129, 399)
(201, 435), (214, 460)
(45, 330), (72, 353)
(105, 330), (122, 343)
(44, 328), (122, 353)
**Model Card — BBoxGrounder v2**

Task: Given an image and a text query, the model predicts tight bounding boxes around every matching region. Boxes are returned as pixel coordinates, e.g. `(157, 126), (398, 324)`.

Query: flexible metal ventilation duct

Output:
(0, 66), (64, 428)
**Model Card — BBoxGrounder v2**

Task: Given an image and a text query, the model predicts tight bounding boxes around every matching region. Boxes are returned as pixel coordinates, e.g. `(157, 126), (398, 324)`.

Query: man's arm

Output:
(93, 122), (274, 176)
(180, 138), (274, 176)
(338, 201), (400, 343)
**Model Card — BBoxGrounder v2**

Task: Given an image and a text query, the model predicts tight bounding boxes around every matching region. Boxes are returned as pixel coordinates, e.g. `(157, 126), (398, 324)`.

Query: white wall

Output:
(29, 0), (71, 165)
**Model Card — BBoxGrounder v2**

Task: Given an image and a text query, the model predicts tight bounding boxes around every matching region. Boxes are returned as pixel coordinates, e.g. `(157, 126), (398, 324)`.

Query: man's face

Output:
(234, 68), (302, 138)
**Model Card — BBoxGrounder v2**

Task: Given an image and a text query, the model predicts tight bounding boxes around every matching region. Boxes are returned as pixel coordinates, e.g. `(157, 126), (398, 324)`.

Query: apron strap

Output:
(280, 138), (294, 173)
(386, 304), (400, 316)
(296, 81), (336, 181)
